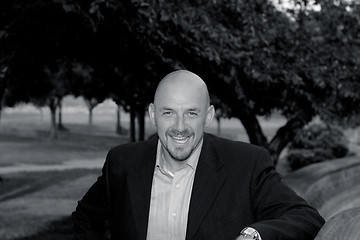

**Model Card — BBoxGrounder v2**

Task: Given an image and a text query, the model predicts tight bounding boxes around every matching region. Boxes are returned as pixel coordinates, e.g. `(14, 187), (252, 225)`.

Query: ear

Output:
(205, 105), (215, 128)
(148, 103), (156, 127)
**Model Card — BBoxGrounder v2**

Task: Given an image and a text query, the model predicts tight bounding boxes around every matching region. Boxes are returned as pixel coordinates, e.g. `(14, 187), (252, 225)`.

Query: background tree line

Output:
(0, 0), (359, 165)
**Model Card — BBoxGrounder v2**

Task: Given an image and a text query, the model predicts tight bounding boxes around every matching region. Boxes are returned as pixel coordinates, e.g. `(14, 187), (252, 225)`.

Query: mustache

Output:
(167, 129), (192, 137)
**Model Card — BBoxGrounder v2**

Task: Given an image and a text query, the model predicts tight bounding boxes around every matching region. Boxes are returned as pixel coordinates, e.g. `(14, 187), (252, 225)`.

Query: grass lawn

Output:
(0, 121), (128, 167)
(0, 167), (101, 240)
(14, 216), (75, 240)
(0, 169), (100, 240)
(0, 168), (101, 202)
(0, 109), (126, 240)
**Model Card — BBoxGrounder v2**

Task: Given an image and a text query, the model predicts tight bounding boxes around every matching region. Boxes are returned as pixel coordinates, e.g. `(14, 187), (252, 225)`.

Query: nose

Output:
(175, 116), (185, 132)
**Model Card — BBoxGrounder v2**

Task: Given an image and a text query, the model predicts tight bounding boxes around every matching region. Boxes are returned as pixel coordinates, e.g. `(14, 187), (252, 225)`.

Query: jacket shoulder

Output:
(106, 137), (157, 166)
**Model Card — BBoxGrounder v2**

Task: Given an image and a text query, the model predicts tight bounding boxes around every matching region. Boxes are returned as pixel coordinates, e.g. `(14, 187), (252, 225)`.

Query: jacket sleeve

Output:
(249, 148), (325, 240)
(72, 151), (113, 240)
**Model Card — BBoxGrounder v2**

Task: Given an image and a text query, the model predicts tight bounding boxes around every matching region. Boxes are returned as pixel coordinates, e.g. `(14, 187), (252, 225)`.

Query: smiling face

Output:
(149, 70), (215, 162)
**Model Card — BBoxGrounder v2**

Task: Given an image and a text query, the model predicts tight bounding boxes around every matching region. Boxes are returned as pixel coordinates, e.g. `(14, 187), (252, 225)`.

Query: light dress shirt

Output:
(146, 140), (202, 240)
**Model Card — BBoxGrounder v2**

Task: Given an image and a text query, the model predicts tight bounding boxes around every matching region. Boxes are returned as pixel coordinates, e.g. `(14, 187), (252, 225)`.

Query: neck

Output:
(160, 138), (203, 173)
(161, 148), (187, 174)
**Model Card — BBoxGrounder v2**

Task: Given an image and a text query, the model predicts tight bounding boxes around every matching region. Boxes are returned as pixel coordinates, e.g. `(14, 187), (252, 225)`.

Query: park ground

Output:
(0, 97), (359, 240)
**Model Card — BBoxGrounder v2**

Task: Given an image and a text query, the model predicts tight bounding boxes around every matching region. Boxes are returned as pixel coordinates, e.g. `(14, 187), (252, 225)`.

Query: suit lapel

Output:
(186, 134), (226, 240)
(127, 138), (158, 240)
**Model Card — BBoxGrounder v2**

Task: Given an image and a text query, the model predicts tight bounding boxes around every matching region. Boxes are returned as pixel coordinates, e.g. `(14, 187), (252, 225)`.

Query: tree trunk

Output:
(116, 104), (122, 134)
(0, 105), (2, 126)
(235, 110), (268, 148)
(268, 117), (307, 166)
(0, 72), (7, 126)
(58, 99), (63, 127)
(57, 98), (68, 131)
(130, 106), (136, 142)
(0, 87), (7, 127)
(49, 100), (58, 139)
(89, 107), (93, 126)
(84, 98), (98, 127)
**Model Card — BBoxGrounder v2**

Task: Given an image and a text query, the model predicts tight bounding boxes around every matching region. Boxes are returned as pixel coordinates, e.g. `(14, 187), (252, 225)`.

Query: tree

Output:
(60, 0), (172, 141)
(43, 60), (72, 138)
(90, 0), (359, 163)
(0, 65), (8, 123)
(1, 0), (98, 138)
(2, 0), (359, 158)
(71, 61), (108, 126)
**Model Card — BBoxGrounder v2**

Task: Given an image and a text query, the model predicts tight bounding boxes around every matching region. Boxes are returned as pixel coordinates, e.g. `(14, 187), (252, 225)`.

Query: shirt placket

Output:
(168, 168), (187, 240)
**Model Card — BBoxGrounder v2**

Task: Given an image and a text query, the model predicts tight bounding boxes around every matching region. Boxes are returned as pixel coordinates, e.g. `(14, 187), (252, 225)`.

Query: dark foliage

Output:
(286, 121), (349, 171)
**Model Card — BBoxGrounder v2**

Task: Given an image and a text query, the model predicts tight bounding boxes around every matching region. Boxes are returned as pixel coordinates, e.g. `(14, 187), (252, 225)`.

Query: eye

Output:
(162, 111), (173, 116)
(187, 111), (198, 117)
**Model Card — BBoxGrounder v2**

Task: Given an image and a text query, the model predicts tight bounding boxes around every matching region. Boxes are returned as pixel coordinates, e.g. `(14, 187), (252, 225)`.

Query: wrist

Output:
(239, 227), (261, 240)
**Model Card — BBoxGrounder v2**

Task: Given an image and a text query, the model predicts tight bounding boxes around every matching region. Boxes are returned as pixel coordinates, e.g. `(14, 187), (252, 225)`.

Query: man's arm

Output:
(72, 154), (112, 240)
(248, 148), (325, 239)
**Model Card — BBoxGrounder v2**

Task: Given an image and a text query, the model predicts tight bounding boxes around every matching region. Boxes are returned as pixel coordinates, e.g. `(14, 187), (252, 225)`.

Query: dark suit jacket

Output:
(72, 133), (324, 240)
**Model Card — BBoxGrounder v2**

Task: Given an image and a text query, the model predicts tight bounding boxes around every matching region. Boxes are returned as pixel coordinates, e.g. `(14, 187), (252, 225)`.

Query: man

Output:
(72, 70), (324, 240)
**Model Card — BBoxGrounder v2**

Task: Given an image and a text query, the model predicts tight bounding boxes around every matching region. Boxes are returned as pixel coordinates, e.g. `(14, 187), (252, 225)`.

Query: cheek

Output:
(190, 119), (206, 131)
(155, 119), (171, 132)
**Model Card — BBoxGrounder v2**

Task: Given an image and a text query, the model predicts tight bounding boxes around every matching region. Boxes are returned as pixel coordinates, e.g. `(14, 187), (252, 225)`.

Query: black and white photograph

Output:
(1, 0), (360, 239)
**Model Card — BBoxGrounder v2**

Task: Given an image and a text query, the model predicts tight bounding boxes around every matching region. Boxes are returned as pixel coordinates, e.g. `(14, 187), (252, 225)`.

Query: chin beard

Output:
(168, 147), (192, 161)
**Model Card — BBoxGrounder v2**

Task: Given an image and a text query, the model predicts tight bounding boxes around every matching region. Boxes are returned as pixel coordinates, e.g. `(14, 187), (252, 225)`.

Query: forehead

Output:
(154, 72), (209, 110)
(155, 91), (205, 110)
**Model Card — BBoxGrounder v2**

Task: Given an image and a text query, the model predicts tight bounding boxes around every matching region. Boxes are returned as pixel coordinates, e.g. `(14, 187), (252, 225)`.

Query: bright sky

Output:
(272, 0), (356, 13)
(272, 0), (321, 12)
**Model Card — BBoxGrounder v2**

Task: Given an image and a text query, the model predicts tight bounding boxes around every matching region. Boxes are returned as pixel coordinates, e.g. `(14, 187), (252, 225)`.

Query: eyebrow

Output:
(187, 108), (201, 112)
(159, 107), (173, 111)
(158, 107), (201, 112)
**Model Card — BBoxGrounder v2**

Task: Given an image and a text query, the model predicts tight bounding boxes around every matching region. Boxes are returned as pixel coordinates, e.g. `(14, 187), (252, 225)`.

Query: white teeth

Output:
(172, 136), (189, 143)
(173, 136), (186, 140)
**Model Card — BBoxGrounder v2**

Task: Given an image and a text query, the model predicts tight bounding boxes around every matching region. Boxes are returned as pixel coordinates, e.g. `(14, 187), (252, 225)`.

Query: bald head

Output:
(154, 70), (210, 107)
(149, 69), (215, 163)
